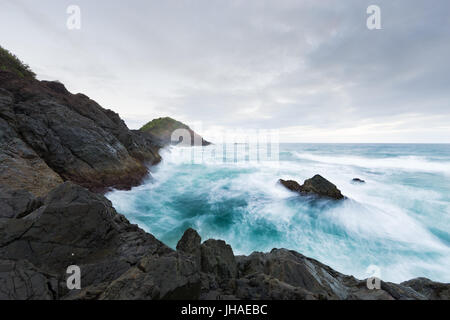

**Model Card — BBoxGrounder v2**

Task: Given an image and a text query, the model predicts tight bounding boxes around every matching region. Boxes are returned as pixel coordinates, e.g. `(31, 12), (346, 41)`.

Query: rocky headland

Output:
(140, 117), (211, 146)
(0, 48), (448, 300)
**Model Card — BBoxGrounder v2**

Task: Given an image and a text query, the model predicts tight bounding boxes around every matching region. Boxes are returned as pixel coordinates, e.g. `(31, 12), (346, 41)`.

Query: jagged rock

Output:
(0, 186), (43, 219)
(98, 252), (201, 300)
(0, 71), (161, 193)
(401, 278), (450, 300)
(237, 249), (348, 299)
(379, 280), (427, 300)
(279, 175), (344, 200)
(176, 228), (202, 268)
(234, 273), (318, 300)
(201, 239), (238, 282)
(235, 248), (433, 300)
(0, 181), (168, 292)
(177, 228), (202, 255)
(0, 259), (58, 300)
(300, 175), (344, 199)
(278, 179), (302, 193)
(0, 103), (63, 197)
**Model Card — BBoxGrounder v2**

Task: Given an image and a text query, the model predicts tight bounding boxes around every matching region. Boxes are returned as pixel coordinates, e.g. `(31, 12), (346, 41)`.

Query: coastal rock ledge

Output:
(0, 182), (448, 300)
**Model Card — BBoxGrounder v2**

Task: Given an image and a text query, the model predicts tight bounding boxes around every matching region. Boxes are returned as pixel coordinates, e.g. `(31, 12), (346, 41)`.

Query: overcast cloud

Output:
(1, 0), (449, 142)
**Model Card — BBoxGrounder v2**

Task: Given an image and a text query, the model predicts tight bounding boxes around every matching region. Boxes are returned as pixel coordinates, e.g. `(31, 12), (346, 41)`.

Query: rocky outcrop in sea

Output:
(279, 175), (345, 200)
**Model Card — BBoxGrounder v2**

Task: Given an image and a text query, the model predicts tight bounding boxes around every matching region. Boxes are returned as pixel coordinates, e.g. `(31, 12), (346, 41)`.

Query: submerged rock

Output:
(279, 175), (345, 200)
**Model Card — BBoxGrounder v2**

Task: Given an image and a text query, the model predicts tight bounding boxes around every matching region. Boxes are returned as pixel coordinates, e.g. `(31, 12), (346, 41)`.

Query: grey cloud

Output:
(1, 0), (449, 142)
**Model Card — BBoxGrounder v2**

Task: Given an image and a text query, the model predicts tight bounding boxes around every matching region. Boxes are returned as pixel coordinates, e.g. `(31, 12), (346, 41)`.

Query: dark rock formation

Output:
(401, 278), (450, 300)
(352, 178), (365, 183)
(0, 182), (169, 299)
(278, 179), (302, 193)
(0, 182), (448, 300)
(201, 239), (238, 282)
(140, 117), (211, 146)
(0, 259), (58, 300)
(279, 175), (345, 200)
(0, 186), (43, 219)
(177, 228), (202, 254)
(0, 70), (161, 194)
(98, 252), (202, 300)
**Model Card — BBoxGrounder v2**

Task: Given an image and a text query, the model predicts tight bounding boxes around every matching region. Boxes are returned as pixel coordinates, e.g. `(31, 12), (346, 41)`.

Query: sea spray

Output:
(107, 143), (450, 283)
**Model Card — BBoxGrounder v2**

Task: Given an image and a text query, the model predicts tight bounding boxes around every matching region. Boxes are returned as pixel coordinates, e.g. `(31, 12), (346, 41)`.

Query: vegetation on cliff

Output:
(0, 46), (35, 78)
(141, 117), (189, 134)
(140, 117), (211, 146)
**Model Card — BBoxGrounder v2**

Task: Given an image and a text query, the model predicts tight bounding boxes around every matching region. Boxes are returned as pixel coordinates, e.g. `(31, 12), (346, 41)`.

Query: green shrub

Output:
(0, 46), (36, 78)
(140, 117), (189, 134)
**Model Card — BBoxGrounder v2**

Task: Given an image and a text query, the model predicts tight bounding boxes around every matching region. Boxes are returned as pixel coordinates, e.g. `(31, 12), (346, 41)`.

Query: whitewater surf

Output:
(107, 143), (450, 283)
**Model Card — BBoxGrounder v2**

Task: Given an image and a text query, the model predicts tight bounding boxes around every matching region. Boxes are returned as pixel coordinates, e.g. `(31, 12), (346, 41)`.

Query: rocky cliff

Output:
(0, 49), (448, 300)
(0, 68), (161, 195)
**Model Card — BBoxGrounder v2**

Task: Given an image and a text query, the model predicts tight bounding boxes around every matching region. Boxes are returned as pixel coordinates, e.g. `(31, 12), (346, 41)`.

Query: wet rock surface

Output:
(279, 174), (345, 200)
(0, 71), (161, 194)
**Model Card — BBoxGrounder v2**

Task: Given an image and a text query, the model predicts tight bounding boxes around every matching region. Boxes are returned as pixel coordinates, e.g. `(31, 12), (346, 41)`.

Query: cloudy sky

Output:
(1, 0), (449, 142)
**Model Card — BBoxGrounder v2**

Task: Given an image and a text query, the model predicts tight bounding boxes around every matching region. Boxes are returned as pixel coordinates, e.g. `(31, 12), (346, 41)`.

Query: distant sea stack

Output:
(140, 117), (211, 146)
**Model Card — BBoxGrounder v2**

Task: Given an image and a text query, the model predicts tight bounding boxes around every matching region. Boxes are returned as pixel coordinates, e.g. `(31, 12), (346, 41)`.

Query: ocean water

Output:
(107, 143), (450, 283)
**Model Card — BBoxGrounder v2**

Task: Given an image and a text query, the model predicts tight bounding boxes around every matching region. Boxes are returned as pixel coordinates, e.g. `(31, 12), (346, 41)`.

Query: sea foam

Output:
(107, 143), (450, 283)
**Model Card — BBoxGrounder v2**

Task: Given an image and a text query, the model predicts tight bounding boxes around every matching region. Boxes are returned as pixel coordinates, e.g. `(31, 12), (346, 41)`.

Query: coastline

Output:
(0, 70), (449, 300)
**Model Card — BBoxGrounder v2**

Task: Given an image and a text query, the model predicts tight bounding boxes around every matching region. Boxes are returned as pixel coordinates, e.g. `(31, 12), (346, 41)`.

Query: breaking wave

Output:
(107, 144), (450, 283)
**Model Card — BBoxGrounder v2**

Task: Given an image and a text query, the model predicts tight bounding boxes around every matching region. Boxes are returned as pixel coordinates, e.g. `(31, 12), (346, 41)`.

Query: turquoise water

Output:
(107, 144), (450, 283)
